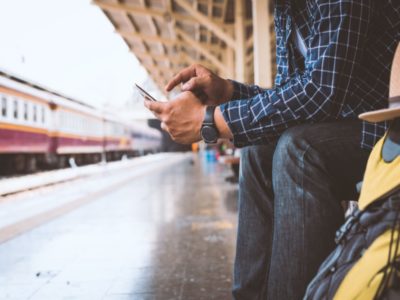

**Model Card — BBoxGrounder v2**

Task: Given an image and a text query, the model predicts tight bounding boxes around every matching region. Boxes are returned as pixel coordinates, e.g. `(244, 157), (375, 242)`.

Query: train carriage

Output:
(0, 85), (51, 153)
(130, 123), (162, 155)
(0, 71), (162, 174)
(103, 115), (132, 161)
(0, 74), (53, 171)
(50, 95), (105, 167)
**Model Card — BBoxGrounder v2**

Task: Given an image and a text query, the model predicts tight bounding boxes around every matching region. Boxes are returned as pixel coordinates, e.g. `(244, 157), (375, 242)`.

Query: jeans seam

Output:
(262, 197), (274, 300)
(301, 145), (306, 283)
(298, 135), (360, 282)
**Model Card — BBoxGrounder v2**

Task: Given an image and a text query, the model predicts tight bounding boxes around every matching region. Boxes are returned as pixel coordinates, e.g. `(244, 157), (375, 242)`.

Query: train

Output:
(0, 71), (162, 174)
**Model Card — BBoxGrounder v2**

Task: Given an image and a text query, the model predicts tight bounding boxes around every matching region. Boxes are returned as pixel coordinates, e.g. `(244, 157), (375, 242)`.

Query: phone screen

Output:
(135, 84), (158, 102)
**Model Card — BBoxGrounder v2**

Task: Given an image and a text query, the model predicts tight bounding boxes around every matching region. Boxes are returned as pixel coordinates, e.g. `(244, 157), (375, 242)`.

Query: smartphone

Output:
(135, 83), (158, 102)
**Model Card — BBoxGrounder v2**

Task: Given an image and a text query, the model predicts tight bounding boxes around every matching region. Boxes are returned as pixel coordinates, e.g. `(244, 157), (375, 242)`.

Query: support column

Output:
(252, 0), (273, 87)
(226, 47), (235, 79)
(234, 0), (246, 82)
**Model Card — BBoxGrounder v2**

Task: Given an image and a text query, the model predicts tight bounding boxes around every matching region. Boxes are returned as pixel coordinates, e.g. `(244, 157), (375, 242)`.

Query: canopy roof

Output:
(94, 0), (275, 93)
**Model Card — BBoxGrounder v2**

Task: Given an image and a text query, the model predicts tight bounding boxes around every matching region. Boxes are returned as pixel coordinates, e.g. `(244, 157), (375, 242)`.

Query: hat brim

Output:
(359, 107), (400, 123)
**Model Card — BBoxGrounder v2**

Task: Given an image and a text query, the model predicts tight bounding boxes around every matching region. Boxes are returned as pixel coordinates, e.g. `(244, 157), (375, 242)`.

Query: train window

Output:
(33, 105), (37, 123)
(23, 102), (28, 121)
(13, 99), (18, 119)
(1, 96), (7, 117)
(42, 107), (46, 123)
(38, 106), (42, 123)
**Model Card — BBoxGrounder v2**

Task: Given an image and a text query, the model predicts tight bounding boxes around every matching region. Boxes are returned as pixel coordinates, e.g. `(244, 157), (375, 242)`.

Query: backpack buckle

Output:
(335, 210), (361, 244)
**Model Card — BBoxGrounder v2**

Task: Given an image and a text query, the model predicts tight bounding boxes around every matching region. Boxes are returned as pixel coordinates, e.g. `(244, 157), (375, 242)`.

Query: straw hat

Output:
(359, 44), (400, 122)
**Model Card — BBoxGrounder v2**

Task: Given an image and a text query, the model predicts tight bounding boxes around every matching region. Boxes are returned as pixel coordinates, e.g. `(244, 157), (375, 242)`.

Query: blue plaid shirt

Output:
(221, 0), (400, 149)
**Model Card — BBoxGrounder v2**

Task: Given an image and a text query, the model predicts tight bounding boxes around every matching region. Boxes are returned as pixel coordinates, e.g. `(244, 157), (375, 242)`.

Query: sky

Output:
(0, 0), (159, 118)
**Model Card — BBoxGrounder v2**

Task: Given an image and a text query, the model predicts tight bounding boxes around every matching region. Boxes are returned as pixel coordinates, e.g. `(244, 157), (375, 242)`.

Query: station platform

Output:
(0, 153), (238, 300)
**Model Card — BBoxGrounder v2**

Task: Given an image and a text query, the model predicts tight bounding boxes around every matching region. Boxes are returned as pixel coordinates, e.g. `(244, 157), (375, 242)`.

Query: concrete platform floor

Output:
(0, 154), (238, 300)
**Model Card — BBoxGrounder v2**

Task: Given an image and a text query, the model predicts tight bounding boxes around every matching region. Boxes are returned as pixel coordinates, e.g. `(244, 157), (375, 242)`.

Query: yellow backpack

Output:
(335, 131), (400, 300)
(304, 43), (400, 300)
(304, 128), (400, 300)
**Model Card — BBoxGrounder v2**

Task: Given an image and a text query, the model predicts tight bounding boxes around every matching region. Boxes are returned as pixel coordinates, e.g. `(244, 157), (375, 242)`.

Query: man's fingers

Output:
(181, 77), (209, 92)
(160, 122), (168, 132)
(144, 99), (165, 114)
(165, 67), (194, 91)
(165, 65), (199, 91)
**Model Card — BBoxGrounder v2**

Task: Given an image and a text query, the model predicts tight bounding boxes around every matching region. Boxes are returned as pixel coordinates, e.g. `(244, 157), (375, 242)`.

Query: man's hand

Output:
(144, 91), (205, 144)
(165, 64), (234, 106)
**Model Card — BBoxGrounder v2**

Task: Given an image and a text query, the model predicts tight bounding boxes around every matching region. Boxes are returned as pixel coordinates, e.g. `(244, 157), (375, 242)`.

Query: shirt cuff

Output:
(220, 100), (253, 147)
(229, 80), (261, 101)
(220, 90), (277, 147)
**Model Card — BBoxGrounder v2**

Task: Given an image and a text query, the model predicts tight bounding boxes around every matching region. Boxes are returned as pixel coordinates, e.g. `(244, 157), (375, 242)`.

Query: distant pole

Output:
(235, 0), (246, 82)
(252, 0), (273, 88)
(225, 35), (235, 79)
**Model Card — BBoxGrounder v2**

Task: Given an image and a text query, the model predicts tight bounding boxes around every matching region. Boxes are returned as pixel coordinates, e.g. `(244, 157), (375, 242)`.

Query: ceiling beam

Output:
(142, 62), (179, 74)
(139, 0), (168, 60)
(134, 52), (187, 66)
(94, 0), (231, 28)
(221, 0), (229, 23)
(118, 30), (177, 46)
(121, 5), (161, 76)
(94, 1), (165, 18)
(111, 0), (173, 86)
(175, 27), (227, 75)
(178, 51), (214, 71)
(117, 30), (224, 54)
(137, 58), (164, 86)
(246, 52), (254, 65)
(173, 0), (235, 48)
(246, 35), (254, 50)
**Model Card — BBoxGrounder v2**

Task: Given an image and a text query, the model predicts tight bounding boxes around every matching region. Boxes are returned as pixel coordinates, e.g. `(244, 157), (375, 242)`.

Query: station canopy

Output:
(94, 0), (276, 93)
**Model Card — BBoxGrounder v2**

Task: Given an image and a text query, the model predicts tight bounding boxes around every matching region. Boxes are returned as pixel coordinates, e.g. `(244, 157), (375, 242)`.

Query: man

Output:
(145, 0), (400, 299)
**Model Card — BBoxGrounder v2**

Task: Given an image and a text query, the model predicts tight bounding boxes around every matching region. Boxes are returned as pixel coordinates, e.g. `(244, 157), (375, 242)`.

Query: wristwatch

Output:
(200, 106), (219, 144)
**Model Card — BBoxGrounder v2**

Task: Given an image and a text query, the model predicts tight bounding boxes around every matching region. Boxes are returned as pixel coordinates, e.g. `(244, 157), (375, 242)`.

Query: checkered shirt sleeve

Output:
(220, 0), (387, 148)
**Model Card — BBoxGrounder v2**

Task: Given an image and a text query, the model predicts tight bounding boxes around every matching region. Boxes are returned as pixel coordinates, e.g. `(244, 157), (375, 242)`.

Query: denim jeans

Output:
(232, 120), (370, 300)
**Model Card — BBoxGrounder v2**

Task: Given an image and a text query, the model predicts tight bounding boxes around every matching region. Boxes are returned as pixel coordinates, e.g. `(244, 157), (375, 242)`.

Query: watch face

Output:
(201, 125), (218, 143)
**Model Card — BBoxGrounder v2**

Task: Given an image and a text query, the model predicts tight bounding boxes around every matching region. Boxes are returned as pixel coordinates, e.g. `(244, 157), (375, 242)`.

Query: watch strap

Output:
(203, 106), (216, 125)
